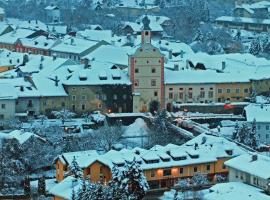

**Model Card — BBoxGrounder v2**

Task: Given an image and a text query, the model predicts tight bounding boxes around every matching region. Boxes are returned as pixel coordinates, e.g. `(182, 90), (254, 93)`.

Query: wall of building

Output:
(40, 96), (68, 116)
(0, 99), (16, 119)
(64, 85), (132, 115)
(15, 97), (40, 116)
(257, 122), (270, 145)
(215, 82), (251, 102)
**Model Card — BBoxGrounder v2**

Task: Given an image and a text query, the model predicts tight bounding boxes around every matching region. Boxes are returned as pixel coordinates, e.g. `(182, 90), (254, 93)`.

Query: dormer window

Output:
(226, 150), (233, 155)
(172, 156), (187, 161)
(145, 159), (159, 164)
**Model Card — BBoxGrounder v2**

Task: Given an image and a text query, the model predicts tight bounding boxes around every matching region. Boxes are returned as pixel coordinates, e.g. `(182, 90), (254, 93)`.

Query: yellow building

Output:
(51, 134), (245, 200)
(215, 82), (251, 102)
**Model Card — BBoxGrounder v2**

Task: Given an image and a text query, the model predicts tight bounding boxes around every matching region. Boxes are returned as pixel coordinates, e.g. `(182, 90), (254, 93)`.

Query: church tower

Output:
(129, 16), (165, 112)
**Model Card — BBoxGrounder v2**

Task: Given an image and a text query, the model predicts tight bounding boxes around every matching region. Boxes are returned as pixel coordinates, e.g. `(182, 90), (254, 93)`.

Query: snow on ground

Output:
(30, 178), (57, 192)
(203, 182), (270, 200)
(123, 118), (149, 137)
(122, 118), (150, 148)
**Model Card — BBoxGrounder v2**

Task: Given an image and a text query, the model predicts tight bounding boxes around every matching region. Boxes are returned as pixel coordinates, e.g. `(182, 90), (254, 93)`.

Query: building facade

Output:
(129, 16), (165, 112)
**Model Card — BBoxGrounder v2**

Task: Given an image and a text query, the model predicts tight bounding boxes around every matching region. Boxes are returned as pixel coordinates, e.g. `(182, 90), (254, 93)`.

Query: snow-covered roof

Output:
(59, 133), (246, 171)
(116, 0), (157, 8)
(51, 37), (99, 54)
(8, 130), (43, 144)
(83, 45), (131, 67)
(244, 104), (270, 122)
(76, 29), (112, 43)
(19, 36), (59, 50)
(49, 176), (83, 200)
(63, 62), (131, 86)
(136, 15), (171, 26)
(0, 28), (34, 44)
(216, 16), (270, 25)
(165, 69), (251, 84)
(0, 83), (18, 99)
(45, 5), (59, 10)
(225, 153), (270, 179)
(60, 150), (98, 168)
(122, 20), (163, 32)
(204, 182), (270, 200)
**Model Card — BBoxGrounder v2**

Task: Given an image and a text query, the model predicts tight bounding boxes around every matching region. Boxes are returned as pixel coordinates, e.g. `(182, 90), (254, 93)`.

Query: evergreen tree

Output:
(69, 157), (83, 178)
(249, 38), (262, 56)
(232, 121), (239, 140)
(109, 159), (149, 200)
(249, 119), (258, 149)
(24, 176), (31, 196)
(38, 175), (46, 195)
(72, 187), (76, 200)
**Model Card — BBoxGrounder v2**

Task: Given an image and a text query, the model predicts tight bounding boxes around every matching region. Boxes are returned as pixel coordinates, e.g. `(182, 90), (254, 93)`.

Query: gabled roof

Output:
(225, 153), (270, 179)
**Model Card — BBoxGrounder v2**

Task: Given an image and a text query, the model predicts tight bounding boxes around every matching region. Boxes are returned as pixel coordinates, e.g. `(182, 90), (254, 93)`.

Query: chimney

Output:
(84, 58), (90, 69)
(180, 50), (184, 58)
(186, 60), (190, 69)
(55, 76), (59, 86)
(70, 38), (74, 45)
(222, 61), (226, 71)
(23, 54), (29, 65)
(28, 20), (31, 24)
(52, 53), (57, 61)
(41, 56), (44, 62)
(9, 59), (12, 64)
(39, 63), (43, 70)
(174, 64), (179, 71)
(251, 154), (258, 161)
(169, 49), (172, 59)
(20, 86), (24, 91)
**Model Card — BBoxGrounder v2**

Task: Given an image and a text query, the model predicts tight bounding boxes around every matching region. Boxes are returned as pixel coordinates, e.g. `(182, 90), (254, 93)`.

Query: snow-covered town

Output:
(0, 0), (270, 199)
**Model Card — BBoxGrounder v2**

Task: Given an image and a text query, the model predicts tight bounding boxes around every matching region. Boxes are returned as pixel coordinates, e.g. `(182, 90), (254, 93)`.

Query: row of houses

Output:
(0, 18), (270, 118)
(50, 133), (246, 199)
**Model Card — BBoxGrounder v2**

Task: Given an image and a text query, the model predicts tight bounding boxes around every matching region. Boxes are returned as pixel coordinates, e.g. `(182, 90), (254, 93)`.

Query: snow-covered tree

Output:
(92, 120), (123, 151)
(191, 172), (209, 186)
(232, 122), (258, 149)
(149, 109), (170, 146)
(69, 157), (83, 179)
(249, 38), (262, 56)
(109, 159), (149, 200)
(51, 109), (76, 125)
(38, 175), (46, 195)
(232, 121), (240, 140)
(23, 176), (31, 196)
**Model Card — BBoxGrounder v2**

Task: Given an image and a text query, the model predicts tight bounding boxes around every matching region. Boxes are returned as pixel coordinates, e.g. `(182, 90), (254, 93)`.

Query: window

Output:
(179, 88), (183, 91)
(72, 104), (75, 111)
(179, 93), (183, 99)
(135, 68), (139, 73)
(244, 88), (249, 93)
(123, 94), (127, 100)
(102, 94), (107, 101)
(82, 95), (86, 100)
(179, 168), (184, 174)
(200, 91), (205, 98)
(193, 166), (197, 173)
(226, 89), (231, 93)
(266, 134), (269, 139)
(152, 68), (156, 73)
(150, 170), (155, 177)
(169, 92), (173, 99)
(113, 94), (118, 100)
(98, 103), (102, 108)
(218, 89), (222, 93)
(208, 91), (213, 98)
(169, 88), (173, 91)
(222, 164), (226, 170)
(1, 104), (5, 109)
(266, 125), (269, 130)
(188, 92), (193, 99)
(81, 87), (85, 91)
(206, 164), (210, 171)
(145, 31), (149, 36)
(163, 169), (171, 176)
(151, 79), (156, 86)
(135, 80), (139, 86)
(72, 95), (76, 100)
(236, 88), (240, 93)
(257, 125), (261, 130)
(82, 104), (85, 110)
(61, 102), (65, 107)
(72, 87), (76, 91)
(154, 91), (158, 97)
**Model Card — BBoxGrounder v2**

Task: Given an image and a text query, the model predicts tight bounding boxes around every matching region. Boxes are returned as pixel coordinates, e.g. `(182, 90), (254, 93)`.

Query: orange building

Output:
(51, 134), (246, 200)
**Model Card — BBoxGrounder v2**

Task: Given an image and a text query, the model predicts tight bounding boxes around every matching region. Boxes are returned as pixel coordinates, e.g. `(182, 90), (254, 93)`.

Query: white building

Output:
(244, 104), (270, 145)
(225, 153), (270, 193)
(45, 5), (60, 24)
(0, 84), (17, 119)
